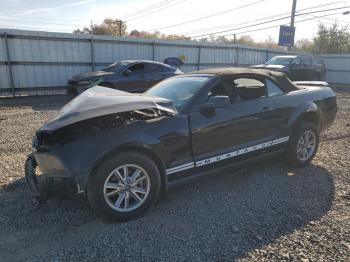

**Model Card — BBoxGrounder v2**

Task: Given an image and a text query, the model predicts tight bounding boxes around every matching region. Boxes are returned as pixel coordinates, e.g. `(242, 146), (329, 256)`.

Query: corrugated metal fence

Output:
(319, 54), (350, 85)
(0, 29), (349, 96)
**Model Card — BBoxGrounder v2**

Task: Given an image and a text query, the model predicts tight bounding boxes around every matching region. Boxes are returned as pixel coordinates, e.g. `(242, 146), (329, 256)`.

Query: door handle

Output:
(261, 106), (273, 113)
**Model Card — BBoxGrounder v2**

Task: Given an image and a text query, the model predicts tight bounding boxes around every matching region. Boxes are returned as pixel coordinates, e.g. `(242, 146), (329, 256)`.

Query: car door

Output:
(144, 63), (170, 88)
(116, 63), (148, 92)
(289, 57), (304, 80)
(302, 57), (313, 80)
(190, 76), (284, 165)
(312, 58), (325, 80)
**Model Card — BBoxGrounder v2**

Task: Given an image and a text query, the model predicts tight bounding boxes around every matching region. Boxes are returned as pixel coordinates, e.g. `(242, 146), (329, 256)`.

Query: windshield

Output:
(102, 62), (129, 72)
(146, 76), (212, 110)
(265, 57), (294, 66)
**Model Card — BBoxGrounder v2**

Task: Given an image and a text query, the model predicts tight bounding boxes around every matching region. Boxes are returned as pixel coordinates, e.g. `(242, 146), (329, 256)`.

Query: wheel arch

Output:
(287, 102), (322, 131)
(298, 110), (321, 129)
(86, 143), (168, 193)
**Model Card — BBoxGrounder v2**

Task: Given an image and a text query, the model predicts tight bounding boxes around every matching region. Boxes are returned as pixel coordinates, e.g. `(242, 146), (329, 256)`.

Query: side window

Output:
(291, 58), (301, 65)
(301, 58), (311, 66)
(126, 63), (145, 74)
(313, 58), (324, 67)
(266, 79), (284, 97)
(159, 65), (174, 72)
(146, 63), (173, 73)
(233, 77), (266, 101)
(207, 80), (241, 104)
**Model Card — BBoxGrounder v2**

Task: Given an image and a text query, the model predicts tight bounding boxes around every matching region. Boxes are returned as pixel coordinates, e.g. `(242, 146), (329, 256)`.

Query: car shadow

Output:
(0, 159), (334, 260)
(158, 160), (335, 260)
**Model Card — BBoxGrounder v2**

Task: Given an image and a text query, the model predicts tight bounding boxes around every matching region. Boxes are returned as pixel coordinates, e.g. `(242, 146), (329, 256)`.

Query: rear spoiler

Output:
(294, 81), (329, 87)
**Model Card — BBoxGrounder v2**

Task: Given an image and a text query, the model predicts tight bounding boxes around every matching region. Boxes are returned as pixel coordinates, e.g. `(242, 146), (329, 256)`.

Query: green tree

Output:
(312, 23), (350, 54)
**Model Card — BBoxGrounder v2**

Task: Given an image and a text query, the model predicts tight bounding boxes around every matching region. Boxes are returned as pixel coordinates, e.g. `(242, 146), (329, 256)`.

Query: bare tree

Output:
(74, 18), (127, 36)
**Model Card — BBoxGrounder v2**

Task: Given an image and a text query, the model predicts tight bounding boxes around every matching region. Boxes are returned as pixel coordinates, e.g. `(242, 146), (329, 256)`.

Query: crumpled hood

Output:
(71, 71), (115, 81)
(251, 64), (287, 71)
(40, 86), (177, 132)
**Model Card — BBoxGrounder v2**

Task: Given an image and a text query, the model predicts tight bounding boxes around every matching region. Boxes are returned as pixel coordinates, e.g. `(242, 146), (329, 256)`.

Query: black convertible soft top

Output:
(190, 67), (299, 93)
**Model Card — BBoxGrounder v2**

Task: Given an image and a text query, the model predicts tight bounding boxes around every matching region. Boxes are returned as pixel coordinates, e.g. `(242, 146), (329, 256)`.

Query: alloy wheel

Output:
(103, 164), (151, 212)
(296, 130), (316, 161)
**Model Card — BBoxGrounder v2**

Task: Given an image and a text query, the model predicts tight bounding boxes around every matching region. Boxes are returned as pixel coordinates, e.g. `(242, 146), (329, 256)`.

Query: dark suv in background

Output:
(251, 55), (326, 81)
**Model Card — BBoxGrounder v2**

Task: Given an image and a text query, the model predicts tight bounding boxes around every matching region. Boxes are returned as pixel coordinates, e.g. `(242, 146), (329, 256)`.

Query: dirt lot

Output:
(0, 89), (349, 262)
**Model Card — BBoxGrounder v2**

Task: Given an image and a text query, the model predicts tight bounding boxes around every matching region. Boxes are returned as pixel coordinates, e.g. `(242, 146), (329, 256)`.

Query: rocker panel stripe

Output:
(165, 136), (289, 175)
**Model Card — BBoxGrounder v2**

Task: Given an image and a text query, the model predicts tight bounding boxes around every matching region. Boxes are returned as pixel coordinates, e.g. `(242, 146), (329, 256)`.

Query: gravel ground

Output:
(0, 89), (349, 262)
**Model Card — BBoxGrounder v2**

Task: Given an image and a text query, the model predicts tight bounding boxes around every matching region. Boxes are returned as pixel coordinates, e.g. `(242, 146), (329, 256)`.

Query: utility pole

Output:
(288, 0), (297, 51)
(119, 20), (122, 37)
(233, 34), (236, 44)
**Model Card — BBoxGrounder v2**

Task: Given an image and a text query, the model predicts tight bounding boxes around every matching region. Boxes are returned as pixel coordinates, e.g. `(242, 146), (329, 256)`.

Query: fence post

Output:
(90, 36), (95, 71)
(197, 45), (201, 70)
(3, 32), (15, 97)
(152, 40), (156, 61)
(265, 49), (269, 62)
(235, 46), (240, 66)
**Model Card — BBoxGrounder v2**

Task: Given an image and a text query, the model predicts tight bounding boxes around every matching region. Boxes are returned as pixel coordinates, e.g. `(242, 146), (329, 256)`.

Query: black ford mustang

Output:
(26, 68), (337, 221)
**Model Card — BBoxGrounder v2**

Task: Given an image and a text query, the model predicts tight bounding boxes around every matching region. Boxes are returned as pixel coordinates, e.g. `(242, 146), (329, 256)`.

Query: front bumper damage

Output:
(25, 154), (76, 204)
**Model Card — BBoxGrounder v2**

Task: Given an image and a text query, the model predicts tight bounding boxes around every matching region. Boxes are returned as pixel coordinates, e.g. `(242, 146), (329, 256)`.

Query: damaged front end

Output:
(25, 86), (177, 202)
(25, 154), (76, 204)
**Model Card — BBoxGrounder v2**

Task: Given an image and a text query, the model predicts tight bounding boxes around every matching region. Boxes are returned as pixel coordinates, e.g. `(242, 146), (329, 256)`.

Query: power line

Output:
(296, 11), (349, 24)
(0, 0), (186, 31)
(182, 1), (343, 35)
(189, 5), (350, 38)
(219, 11), (347, 37)
(148, 0), (266, 31)
(125, 0), (187, 21)
(4, 12), (343, 35)
(184, 2), (346, 35)
(1, 0), (181, 24)
(121, 0), (175, 19)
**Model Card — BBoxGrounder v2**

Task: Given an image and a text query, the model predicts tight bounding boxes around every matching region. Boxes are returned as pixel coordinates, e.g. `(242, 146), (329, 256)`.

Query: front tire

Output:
(87, 151), (161, 221)
(286, 122), (319, 166)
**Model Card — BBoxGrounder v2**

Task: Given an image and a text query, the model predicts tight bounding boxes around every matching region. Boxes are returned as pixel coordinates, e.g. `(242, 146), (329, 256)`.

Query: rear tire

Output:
(87, 151), (161, 221)
(286, 122), (319, 166)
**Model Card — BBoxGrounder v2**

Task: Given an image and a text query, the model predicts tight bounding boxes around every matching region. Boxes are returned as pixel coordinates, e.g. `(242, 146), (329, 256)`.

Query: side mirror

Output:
(202, 96), (230, 109)
(122, 69), (132, 76)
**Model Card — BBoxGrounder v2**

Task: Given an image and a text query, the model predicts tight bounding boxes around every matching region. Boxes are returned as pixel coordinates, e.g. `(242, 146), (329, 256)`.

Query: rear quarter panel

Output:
(272, 86), (337, 135)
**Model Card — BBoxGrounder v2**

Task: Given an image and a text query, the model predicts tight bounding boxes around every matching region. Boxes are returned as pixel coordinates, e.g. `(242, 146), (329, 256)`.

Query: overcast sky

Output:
(0, 0), (349, 42)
